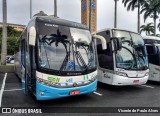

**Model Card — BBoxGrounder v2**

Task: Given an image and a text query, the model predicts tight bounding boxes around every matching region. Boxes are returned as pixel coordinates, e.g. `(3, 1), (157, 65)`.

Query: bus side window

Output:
(97, 31), (113, 70)
(21, 39), (25, 67)
(146, 45), (159, 65)
(146, 45), (154, 55)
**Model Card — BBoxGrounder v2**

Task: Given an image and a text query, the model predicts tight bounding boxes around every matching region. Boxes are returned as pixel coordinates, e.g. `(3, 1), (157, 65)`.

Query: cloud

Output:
(0, 0), (159, 34)
(97, 0), (114, 30)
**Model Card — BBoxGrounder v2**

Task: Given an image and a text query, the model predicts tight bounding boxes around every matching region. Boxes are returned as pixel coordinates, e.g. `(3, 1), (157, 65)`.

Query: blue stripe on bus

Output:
(36, 80), (97, 100)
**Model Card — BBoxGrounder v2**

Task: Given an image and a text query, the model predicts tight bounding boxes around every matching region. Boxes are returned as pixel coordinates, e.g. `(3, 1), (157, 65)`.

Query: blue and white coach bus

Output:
(95, 29), (149, 85)
(14, 16), (106, 100)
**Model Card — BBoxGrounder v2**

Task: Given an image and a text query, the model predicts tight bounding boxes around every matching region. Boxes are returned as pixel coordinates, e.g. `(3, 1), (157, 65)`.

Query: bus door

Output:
(28, 45), (36, 92)
(21, 39), (28, 94)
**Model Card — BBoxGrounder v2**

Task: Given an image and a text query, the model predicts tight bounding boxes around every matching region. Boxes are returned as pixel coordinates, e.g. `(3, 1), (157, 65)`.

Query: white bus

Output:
(14, 15), (106, 100)
(143, 36), (160, 82)
(95, 29), (149, 85)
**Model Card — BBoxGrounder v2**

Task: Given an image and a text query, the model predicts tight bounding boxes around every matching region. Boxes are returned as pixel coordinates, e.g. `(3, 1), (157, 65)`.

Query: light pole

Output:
(114, 0), (119, 28)
(30, 0), (32, 18)
(1, 0), (7, 65)
(54, 0), (57, 17)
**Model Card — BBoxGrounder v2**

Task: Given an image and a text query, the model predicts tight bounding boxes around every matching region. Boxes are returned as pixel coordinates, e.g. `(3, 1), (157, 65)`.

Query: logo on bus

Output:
(66, 78), (73, 83)
(48, 77), (60, 83)
(84, 75), (88, 80)
(45, 23), (58, 27)
(104, 73), (111, 78)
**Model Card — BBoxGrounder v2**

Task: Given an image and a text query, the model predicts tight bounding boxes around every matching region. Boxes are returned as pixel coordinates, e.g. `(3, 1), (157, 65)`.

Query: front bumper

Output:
(112, 75), (149, 86)
(36, 80), (97, 100)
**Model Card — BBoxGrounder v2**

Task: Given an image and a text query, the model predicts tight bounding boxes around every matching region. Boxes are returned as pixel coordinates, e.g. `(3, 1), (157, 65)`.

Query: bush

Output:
(0, 26), (22, 55)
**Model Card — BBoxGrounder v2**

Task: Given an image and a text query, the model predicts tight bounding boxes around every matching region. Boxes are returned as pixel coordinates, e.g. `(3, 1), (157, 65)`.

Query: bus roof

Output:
(30, 16), (89, 30)
(143, 36), (160, 44)
(142, 36), (160, 41)
(96, 28), (138, 34)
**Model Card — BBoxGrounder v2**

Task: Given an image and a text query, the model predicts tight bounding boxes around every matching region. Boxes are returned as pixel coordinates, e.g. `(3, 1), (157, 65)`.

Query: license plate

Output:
(133, 80), (139, 83)
(70, 90), (80, 95)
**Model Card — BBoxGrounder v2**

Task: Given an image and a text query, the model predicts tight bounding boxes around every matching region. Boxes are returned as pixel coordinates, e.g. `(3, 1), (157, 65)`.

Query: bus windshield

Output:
(37, 24), (96, 74)
(113, 30), (148, 70)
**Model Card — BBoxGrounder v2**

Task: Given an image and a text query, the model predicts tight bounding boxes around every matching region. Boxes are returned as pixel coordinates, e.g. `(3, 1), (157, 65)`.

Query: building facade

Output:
(0, 22), (25, 32)
(81, 0), (97, 32)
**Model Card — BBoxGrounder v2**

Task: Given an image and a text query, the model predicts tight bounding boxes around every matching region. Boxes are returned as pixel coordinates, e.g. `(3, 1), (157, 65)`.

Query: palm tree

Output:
(122, 0), (145, 33)
(141, 0), (160, 35)
(140, 23), (154, 35)
(150, 34), (160, 37)
(1, 0), (7, 65)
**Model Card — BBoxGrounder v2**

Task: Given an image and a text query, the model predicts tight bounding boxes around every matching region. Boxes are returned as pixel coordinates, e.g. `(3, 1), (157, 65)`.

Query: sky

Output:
(0, 0), (159, 35)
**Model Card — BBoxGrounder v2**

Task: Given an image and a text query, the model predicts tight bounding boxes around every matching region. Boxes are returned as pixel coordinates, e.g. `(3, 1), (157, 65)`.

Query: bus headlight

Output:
(39, 78), (43, 83)
(89, 77), (96, 82)
(145, 72), (149, 76)
(36, 77), (94, 88)
(37, 77), (56, 86)
(115, 71), (128, 77)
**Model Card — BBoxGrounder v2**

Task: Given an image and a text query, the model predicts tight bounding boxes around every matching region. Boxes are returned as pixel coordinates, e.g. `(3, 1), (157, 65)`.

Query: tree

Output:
(141, 0), (160, 35)
(0, 26), (22, 56)
(0, 28), (1, 36)
(7, 36), (18, 55)
(140, 23), (154, 35)
(1, 0), (7, 65)
(122, 0), (145, 33)
(150, 33), (160, 37)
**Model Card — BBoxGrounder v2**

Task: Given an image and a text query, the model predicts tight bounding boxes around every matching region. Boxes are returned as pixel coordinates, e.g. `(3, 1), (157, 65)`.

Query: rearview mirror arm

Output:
(92, 34), (107, 50)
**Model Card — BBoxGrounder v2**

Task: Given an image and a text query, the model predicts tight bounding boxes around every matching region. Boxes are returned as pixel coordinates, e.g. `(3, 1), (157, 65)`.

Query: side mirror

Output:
(29, 26), (36, 46)
(112, 37), (122, 51)
(92, 34), (107, 50)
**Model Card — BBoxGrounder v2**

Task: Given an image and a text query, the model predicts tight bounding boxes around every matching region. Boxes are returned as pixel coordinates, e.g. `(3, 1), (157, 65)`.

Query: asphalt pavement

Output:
(0, 73), (160, 115)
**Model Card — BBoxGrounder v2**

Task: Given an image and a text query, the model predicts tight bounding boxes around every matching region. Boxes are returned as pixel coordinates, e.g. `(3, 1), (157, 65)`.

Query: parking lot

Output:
(0, 73), (160, 114)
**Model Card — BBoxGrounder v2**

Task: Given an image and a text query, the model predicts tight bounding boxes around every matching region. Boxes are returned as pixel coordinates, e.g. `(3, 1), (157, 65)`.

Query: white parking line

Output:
(0, 73), (7, 107)
(4, 89), (22, 92)
(93, 92), (102, 96)
(140, 84), (155, 89)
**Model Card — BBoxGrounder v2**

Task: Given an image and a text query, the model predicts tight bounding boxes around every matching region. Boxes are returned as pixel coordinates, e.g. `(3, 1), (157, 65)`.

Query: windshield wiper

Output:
(59, 52), (70, 72)
(75, 51), (88, 71)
